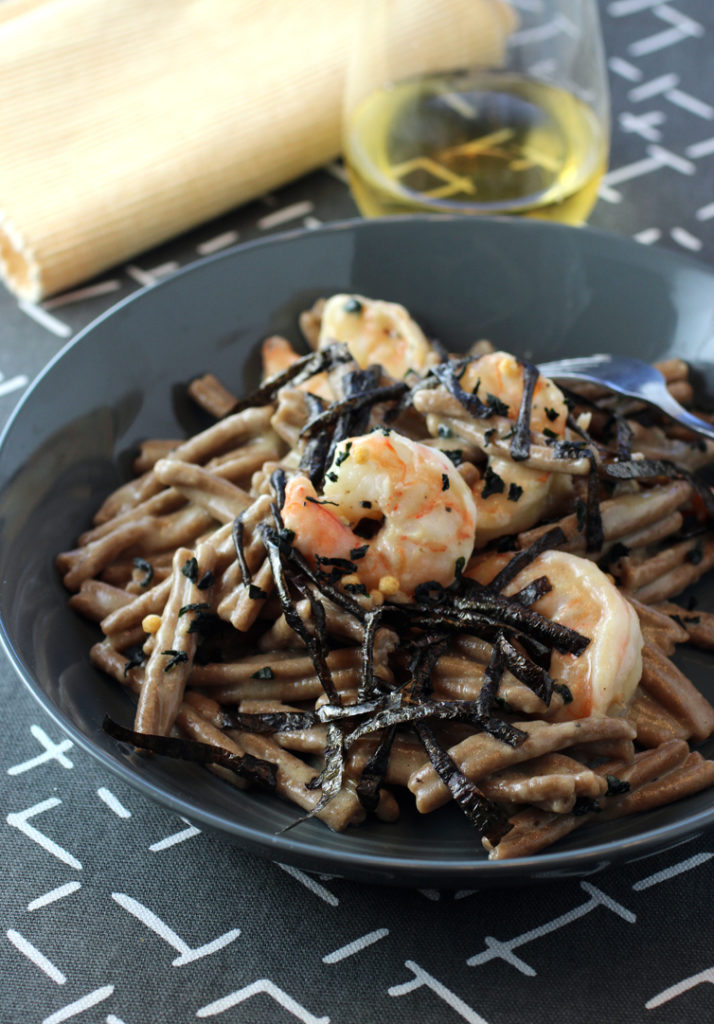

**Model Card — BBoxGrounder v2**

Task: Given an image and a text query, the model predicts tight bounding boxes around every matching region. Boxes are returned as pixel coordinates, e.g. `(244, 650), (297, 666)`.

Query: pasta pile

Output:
(58, 295), (714, 859)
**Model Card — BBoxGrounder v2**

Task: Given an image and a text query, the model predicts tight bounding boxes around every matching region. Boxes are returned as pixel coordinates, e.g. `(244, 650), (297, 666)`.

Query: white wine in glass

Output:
(343, 0), (610, 224)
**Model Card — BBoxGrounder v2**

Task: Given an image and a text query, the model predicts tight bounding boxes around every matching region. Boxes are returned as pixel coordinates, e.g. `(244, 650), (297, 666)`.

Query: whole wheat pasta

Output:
(654, 602), (714, 650)
(59, 294), (714, 858)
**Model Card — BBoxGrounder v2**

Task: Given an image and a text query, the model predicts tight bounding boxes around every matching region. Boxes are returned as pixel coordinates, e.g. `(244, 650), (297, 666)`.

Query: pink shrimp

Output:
(282, 430), (477, 598)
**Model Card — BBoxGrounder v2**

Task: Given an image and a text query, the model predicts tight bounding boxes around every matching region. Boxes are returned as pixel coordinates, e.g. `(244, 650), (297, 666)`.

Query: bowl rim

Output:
(2, 213), (713, 884)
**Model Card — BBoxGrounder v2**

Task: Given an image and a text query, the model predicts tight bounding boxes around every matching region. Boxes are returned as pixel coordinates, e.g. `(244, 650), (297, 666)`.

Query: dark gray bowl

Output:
(2, 215), (713, 887)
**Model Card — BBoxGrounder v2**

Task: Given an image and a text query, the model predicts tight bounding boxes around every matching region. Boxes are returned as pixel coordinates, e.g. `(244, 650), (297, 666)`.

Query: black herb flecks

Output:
(251, 666), (275, 680)
(481, 465), (505, 499)
(248, 584), (268, 600)
(441, 473), (450, 491)
(181, 557), (199, 583)
(132, 557), (154, 588)
(343, 297), (363, 314)
(178, 602), (211, 617)
(508, 483), (523, 502)
(161, 649), (189, 672)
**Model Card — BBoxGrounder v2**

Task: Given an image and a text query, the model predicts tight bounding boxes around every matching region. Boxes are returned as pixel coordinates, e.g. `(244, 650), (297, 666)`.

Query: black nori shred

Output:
(444, 449), (464, 466)
(508, 483), (523, 502)
(553, 682), (573, 704)
(232, 514), (252, 587)
(687, 540), (703, 565)
(356, 724), (397, 812)
(228, 343), (351, 415)
(573, 796), (601, 816)
(300, 382), (409, 440)
(248, 584), (268, 600)
(545, 406), (559, 422)
(510, 361), (538, 462)
(414, 722), (512, 844)
(475, 646), (504, 719)
(486, 393), (510, 418)
(196, 571), (215, 591)
(132, 557), (154, 588)
(442, 473), (450, 491)
(343, 297), (363, 313)
(123, 649), (146, 677)
(360, 500), (372, 509)
(616, 417), (634, 461)
(103, 716), (277, 790)
(575, 498), (587, 533)
(359, 607), (386, 701)
(488, 526), (566, 593)
(299, 392), (332, 489)
(251, 666), (275, 679)
(350, 544), (369, 561)
(543, 428), (558, 439)
(599, 541), (630, 573)
(605, 458), (714, 517)
(335, 441), (353, 466)
(228, 709), (316, 733)
(481, 464), (505, 499)
(287, 543), (366, 621)
(178, 602), (211, 617)
(494, 632), (554, 705)
(484, 428), (495, 447)
(263, 531), (342, 706)
(315, 555), (357, 575)
(584, 449), (604, 551)
(181, 557), (199, 583)
(431, 361), (494, 419)
(606, 774), (630, 796)
(161, 649), (189, 671)
(512, 575), (552, 607)
(451, 588), (589, 655)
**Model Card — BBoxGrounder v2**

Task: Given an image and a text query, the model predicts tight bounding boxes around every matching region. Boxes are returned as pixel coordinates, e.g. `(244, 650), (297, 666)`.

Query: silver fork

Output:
(538, 354), (714, 443)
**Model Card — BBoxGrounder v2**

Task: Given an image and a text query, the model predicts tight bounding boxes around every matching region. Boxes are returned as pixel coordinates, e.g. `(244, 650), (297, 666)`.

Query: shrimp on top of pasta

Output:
(59, 291), (714, 861)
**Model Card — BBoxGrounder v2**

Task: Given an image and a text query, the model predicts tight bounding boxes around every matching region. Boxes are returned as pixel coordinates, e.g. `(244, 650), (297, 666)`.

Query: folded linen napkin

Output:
(0, 0), (515, 300)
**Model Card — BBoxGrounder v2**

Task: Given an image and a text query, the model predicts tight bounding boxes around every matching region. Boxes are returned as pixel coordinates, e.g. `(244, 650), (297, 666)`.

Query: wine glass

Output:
(342, 0), (610, 224)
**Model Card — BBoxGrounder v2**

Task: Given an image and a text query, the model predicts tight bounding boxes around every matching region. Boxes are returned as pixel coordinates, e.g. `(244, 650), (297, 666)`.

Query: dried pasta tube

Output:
(191, 647), (363, 685)
(133, 439), (181, 473)
(128, 506), (217, 557)
(621, 537), (712, 591)
(432, 660), (564, 716)
(187, 374), (238, 419)
(196, 668), (362, 704)
(80, 488), (185, 545)
(408, 717), (636, 814)
(611, 510), (684, 553)
(134, 545), (217, 736)
(222, 558), (274, 631)
(634, 537), (714, 603)
(518, 480), (692, 552)
(58, 518), (155, 591)
(604, 751), (714, 818)
(69, 580), (133, 621)
(639, 641), (714, 742)
(626, 689), (690, 747)
(153, 459), (252, 522)
(485, 739), (690, 860)
(478, 754), (607, 814)
(627, 597), (689, 655)
(100, 576), (172, 635)
(347, 733), (435, 788)
(653, 602), (714, 650)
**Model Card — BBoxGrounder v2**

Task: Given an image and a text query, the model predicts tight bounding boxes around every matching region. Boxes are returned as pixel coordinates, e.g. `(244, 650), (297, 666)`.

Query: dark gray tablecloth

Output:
(2, 3), (713, 1022)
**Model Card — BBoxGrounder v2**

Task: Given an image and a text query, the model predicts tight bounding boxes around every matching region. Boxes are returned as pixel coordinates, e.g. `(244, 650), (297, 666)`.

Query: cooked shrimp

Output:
(260, 335), (334, 403)
(454, 352), (572, 545)
(469, 549), (643, 721)
(461, 350), (569, 436)
(317, 294), (438, 380)
(283, 430), (477, 598)
(471, 456), (573, 548)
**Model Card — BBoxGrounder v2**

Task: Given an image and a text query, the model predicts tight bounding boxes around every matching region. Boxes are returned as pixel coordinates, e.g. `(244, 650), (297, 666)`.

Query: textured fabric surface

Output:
(2, 2), (714, 1022)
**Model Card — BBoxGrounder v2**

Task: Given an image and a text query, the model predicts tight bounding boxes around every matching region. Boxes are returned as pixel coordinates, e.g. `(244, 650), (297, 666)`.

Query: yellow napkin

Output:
(0, 0), (515, 301)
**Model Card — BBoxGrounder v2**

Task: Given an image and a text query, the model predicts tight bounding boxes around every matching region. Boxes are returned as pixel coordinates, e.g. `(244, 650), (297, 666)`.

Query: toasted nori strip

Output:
(132, 557), (154, 588)
(304, 723), (345, 802)
(487, 526), (566, 592)
(263, 529), (342, 706)
(300, 382), (409, 440)
(512, 575), (552, 607)
(226, 709), (317, 734)
(356, 724), (397, 812)
(410, 636), (449, 700)
(475, 646), (504, 719)
(231, 514), (252, 586)
(414, 722), (512, 844)
(431, 360), (495, 419)
(287, 544), (366, 622)
(494, 632), (554, 705)
(103, 716), (277, 790)
(343, 697), (525, 748)
(299, 393), (332, 488)
(270, 467), (287, 512)
(583, 449), (604, 551)
(228, 343), (351, 415)
(359, 606), (385, 700)
(616, 417), (634, 461)
(510, 361), (539, 461)
(605, 458), (714, 517)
